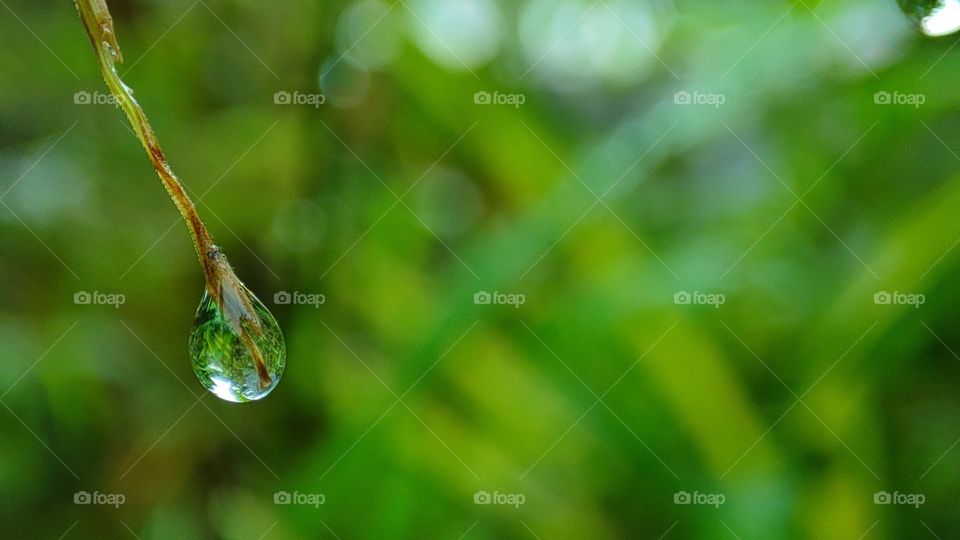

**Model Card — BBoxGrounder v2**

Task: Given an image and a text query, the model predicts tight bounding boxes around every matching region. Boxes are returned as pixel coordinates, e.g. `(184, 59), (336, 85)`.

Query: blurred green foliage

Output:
(1, 0), (959, 538)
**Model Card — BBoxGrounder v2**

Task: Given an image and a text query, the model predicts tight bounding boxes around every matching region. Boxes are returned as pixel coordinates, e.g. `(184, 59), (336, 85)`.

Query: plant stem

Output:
(75, 0), (272, 388)
(75, 0), (216, 276)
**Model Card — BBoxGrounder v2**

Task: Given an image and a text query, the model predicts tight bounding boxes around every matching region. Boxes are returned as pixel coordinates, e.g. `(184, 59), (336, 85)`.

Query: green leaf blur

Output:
(0, 0), (957, 538)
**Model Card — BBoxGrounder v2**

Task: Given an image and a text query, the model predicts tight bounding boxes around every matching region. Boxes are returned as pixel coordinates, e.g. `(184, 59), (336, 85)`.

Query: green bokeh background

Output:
(1, 0), (959, 538)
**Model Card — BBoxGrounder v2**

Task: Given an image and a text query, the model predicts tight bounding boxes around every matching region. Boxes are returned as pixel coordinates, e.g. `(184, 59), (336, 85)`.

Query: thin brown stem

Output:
(76, 0), (271, 382)
(75, 0), (216, 283)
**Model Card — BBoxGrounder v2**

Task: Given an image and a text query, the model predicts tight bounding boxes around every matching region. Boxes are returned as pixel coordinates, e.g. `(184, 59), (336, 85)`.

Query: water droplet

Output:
(899, 0), (960, 36)
(189, 284), (286, 403)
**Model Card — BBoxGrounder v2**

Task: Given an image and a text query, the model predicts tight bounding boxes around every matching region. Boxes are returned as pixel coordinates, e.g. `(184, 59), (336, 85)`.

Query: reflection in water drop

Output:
(189, 288), (286, 402)
(899, 0), (960, 36)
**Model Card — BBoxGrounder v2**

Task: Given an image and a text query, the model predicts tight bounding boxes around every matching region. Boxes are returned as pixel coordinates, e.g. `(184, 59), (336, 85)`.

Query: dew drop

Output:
(189, 285), (286, 403)
(899, 0), (960, 36)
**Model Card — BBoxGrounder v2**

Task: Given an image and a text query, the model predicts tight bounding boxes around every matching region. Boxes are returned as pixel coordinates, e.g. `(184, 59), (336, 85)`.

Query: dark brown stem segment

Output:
(75, 0), (214, 278)
(76, 0), (272, 388)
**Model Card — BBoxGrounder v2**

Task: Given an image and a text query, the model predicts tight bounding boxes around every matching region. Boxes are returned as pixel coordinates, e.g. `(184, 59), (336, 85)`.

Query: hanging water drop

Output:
(189, 249), (286, 402)
(75, 0), (288, 403)
(189, 289), (286, 402)
(898, 0), (960, 36)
